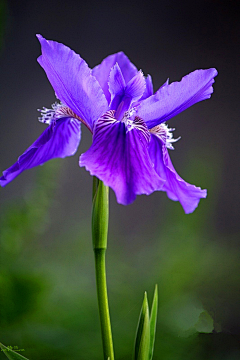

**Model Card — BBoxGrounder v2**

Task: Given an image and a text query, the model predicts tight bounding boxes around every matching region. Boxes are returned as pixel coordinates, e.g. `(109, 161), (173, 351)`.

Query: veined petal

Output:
(37, 35), (108, 131)
(80, 111), (164, 205)
(137, 68), (218, 129)
(0, 118), (81, 187)
(92, 51), (138, 104)
(108, 66), (145, 103)
(125, 70), (146, 102)
(109, 67), (146, 116)
(108, 63), (126, 110)
(140, 74), (154, 100)
(149, 135), (207, 213)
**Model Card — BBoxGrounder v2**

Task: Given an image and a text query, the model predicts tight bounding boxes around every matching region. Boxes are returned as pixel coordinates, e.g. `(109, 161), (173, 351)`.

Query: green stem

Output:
(92, 177), (114, 360)
(94, 248), (114, 360)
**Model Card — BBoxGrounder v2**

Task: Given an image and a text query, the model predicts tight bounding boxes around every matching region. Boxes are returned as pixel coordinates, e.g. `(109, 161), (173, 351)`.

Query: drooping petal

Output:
(37, 35), (108, 131)
(148, 134), (207, 213)
(137, 68), (218, 129)
(0, 118), (81, 187)
(80, 111), (164, 205)
(92, 52), (138, 104)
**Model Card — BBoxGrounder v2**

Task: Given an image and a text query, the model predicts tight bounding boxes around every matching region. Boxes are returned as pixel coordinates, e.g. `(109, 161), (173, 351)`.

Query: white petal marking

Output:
(150, 123), (180, 149)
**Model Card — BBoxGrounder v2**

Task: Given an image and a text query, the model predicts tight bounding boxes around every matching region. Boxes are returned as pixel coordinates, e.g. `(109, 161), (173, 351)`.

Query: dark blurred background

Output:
(0, 0), (239, 359)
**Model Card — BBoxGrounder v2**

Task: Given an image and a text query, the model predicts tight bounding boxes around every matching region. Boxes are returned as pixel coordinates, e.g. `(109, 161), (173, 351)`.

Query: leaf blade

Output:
(149, 285), (158, 360)
(134, 292), (150, 360)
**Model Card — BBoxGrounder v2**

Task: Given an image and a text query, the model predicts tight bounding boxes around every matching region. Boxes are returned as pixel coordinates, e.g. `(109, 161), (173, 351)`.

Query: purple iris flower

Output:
(0, 35), (217, 213)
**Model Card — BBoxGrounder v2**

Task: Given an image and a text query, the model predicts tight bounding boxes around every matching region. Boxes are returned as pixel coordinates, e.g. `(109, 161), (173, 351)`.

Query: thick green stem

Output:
(92, 177), (114, 360)
(94, 249), (114, 360)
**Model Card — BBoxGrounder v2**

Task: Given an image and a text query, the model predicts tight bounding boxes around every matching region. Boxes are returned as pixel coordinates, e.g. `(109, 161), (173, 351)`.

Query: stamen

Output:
(150, 123), (180, 149)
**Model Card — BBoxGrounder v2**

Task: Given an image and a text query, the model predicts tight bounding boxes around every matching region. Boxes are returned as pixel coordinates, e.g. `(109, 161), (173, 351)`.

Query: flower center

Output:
(121, 107), (136, 124)
(120, 107), (150, 138)
(97, 109), (150, 143)
(150, 123), (180, 149)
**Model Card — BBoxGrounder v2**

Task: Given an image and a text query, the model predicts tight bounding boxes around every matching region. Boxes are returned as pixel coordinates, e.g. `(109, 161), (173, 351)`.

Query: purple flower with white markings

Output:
(0, 35), (217, 213)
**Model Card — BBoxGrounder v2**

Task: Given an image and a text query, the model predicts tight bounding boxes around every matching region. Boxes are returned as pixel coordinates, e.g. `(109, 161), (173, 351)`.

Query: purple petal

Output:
(108, 63), (126, 110)
(108, 66), (146, 103)
(0, 118), (81, 187)
(148, 135), (207, 213)
(140, 74), (154, 100)
(92, 52), (138, 104)
(125, 70), (146, 101)
(80, 112), (164, 205)
(137, 68), (218, 129)
(37, 35), (108, 131)
(108, 66), (146, 116)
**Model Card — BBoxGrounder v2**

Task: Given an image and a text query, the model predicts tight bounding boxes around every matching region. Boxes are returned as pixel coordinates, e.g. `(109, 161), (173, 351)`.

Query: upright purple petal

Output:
(92, 52), (138, 104)
(137, 68), (218, 129)
(37, 35), (108, 131)
(148, 135), (207, 213)
(125, 70), (146, 101)
(0, 118), (81, 187)
(140, 74), (154, 100)
(80, 112), (164, 205)
(108, 66), (146, 116)
(108, 63), (126, 110)
(108, 65), (145, 104)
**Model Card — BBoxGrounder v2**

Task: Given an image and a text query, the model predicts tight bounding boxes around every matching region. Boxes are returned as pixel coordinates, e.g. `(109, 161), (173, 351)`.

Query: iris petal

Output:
(140, 74), (154, 100)
(108, 66), (146, 114)
(37, 35), (108, 131)
(80, 112), (164, 205)
(108, 63), (126, 110)
(92, 52), (138, 104)
(0, 118), (81, 187)
(125, 70), (146, 101)
(149, 135), (207, 213)
(137, 68), (218, 129)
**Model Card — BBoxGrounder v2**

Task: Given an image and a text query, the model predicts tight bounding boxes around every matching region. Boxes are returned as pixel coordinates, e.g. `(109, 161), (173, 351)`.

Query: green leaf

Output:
(149, 285), (158, 360)
(0, 343), (29, 360)
(134, 292), (150, 360)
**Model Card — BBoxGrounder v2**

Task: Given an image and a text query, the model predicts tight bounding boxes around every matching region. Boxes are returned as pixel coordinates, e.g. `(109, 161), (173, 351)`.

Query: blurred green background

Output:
(0, 0), (240, 359)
